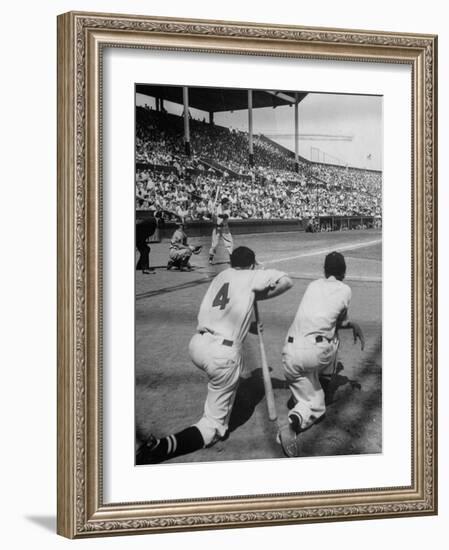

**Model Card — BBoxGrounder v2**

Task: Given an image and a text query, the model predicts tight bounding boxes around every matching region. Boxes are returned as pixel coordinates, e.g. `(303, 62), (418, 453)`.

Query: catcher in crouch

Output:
(167, 219), (202, 271)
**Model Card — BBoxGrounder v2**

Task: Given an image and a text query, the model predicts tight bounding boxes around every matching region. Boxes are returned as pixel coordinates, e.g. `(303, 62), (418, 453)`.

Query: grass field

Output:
(135, 229), (382, 464)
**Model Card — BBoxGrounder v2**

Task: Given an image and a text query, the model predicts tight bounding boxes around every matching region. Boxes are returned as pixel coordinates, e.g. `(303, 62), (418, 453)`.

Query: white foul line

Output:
(259, 238), (382, 265)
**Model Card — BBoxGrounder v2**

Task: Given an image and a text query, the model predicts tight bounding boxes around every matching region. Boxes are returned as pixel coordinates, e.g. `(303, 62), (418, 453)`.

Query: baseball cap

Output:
(230, 246), (256, 268)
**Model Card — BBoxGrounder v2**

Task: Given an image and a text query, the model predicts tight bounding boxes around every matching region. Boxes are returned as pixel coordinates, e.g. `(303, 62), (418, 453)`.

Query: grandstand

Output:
(135, 85), (382, 227)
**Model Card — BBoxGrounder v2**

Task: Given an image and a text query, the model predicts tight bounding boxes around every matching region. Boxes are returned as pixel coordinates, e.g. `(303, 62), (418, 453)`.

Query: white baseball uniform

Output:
(282, 276), (351, 429)
(209, 204), (233, 259)
(189, 267), (286, 446)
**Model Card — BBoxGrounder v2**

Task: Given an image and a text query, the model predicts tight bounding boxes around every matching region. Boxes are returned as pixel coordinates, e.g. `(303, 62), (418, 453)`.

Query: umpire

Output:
(136, 207), (158, 274)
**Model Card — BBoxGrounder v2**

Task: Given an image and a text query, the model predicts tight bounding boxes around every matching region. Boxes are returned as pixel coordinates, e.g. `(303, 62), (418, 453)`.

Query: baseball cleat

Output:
(136, 434), (160, 465)
(277, 423), (300, 458)
(166, 260), (174, 270)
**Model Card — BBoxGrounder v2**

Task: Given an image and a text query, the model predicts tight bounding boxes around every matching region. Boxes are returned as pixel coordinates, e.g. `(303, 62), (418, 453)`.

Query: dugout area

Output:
(135, 229), (382, 464)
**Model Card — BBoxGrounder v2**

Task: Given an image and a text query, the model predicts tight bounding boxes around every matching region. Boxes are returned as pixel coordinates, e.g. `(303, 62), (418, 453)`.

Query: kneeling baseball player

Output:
(278, 251), (365, 457)
(137, 246), (292, 464)
(167, 219), (202, 271)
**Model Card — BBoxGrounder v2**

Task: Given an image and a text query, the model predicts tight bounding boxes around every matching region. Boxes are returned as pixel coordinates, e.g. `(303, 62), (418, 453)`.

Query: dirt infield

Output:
(135, 229), (382, 464)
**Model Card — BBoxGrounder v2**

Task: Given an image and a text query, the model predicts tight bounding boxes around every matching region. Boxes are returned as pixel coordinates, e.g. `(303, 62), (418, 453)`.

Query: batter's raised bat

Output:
(254, 302), (277, 421)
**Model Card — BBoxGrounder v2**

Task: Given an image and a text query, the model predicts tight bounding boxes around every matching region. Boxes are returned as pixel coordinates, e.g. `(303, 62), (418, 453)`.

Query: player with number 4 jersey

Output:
(136, 246), (292, 465)
(197, 268), (283, 345)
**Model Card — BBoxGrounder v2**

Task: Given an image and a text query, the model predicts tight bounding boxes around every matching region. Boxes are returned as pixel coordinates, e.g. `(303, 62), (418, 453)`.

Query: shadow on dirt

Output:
(321, 372), (362, 405)
(227, 368), (286, 434)
(296, 333), (382, 456)
(227, 334), (382, 458)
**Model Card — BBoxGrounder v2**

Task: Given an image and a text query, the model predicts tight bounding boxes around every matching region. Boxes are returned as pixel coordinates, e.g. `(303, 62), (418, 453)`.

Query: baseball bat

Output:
(213, 183), (221, 205)
(211, 184), (221, 217)
(254, 302), (277, 421)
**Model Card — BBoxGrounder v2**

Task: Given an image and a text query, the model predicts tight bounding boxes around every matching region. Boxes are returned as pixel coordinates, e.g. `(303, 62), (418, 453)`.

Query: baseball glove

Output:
(190, 245), (202, 255)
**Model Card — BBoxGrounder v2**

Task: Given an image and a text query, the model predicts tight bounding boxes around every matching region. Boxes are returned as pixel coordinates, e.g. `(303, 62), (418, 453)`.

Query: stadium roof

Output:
(136, 84), (308, 113)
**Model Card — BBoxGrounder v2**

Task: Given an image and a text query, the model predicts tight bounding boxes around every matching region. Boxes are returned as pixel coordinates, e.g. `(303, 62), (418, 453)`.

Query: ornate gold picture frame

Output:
(57, 11), (437, 538)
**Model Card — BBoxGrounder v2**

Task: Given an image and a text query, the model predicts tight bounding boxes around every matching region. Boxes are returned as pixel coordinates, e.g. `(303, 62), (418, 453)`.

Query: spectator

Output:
(135, 106), (382, 223)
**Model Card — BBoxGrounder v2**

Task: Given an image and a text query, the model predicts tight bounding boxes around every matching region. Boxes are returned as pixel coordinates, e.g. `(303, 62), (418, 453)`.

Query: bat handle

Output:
(254, 301), (261, 326)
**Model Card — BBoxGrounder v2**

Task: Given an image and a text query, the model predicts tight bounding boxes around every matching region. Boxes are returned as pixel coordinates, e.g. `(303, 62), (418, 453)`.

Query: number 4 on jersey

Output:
(212, 283), (230, 310)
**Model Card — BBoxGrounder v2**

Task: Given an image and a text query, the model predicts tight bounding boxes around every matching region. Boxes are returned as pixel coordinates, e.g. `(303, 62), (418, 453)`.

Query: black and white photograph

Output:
(134, 84), (382, 465)
(1, 0), (442, 544)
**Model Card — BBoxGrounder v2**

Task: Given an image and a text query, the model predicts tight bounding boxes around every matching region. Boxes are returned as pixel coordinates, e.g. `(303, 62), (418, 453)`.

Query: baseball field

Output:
(135, 228), (382, 463)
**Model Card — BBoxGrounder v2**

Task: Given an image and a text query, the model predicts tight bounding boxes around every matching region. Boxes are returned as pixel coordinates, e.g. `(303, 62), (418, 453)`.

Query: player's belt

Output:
(315, 335), (334, 343)
(287, 335), (334, 344)
(198, 329), (233, 347)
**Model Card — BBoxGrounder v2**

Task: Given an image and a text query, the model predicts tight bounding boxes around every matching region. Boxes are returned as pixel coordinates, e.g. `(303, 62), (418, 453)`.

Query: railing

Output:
(318, 215), (381, 231)
(136, 213), (381, 239)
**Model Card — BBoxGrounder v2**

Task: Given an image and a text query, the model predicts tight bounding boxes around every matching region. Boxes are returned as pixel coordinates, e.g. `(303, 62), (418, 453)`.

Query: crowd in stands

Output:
(136, 106), (382, 222)
(136, 107), (298, 176)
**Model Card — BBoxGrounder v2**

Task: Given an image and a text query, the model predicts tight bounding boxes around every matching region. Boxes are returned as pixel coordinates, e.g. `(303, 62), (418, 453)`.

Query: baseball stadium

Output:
(135, 85), (382, 464)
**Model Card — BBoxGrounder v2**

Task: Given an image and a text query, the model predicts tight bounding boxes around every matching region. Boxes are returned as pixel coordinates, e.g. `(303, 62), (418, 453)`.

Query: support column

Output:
(160, 98), (164, 112)
(248, 90), (254, 166)
(294, 93), (299, 173)
(209, 111), (214, 125)
(183, 86), (191, 157)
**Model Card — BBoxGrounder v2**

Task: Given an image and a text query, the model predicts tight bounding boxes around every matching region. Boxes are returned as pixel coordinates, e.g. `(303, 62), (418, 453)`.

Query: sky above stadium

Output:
(136, 90), (382, 171)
